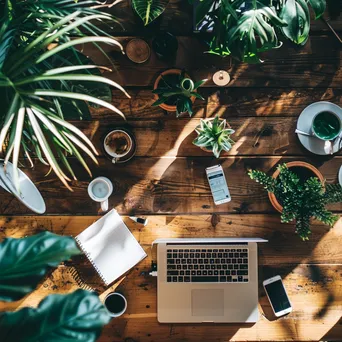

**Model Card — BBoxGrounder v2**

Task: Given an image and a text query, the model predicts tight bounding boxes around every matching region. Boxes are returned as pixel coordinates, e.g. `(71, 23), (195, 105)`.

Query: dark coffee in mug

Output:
(104, 130), (132, 157)
(104, 293), (126, 316)
(312, 111), (341, 140)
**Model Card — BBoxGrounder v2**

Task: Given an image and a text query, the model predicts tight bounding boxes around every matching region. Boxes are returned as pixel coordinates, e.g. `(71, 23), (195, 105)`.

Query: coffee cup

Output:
(312, 110), (342, 141)
(104, 292), (127, 318)
(88, 177), (113, 212)
(104, 130), (133, 164)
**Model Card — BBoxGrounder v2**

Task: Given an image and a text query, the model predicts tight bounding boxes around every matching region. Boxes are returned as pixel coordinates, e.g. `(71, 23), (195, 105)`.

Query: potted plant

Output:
(248, 162), (342, 240)
(194, 0), (326, 63)
(0, 231), (111, 340)
(0, 0), (129, 191)
(152, 69), (207, 117)
(193, 115), (235, 157)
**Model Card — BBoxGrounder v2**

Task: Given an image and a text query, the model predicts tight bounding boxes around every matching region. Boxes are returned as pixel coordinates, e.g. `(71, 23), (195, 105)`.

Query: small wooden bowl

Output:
(153, 69), (196, 112)
(126, 38), (150, 64)
(268, 161), (324, 213)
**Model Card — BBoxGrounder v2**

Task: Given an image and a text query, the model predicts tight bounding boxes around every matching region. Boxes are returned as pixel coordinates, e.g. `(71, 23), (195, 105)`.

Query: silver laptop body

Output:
(154, 238), (267, 323)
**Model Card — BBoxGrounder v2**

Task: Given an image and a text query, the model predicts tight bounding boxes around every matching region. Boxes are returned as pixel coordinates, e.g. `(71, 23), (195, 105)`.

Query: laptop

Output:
(153, 238), (267, 323)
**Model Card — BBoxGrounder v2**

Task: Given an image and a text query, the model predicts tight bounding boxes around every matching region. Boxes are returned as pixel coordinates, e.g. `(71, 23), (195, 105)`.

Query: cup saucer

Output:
(103, 128), (137, 164)
(296, 101), (342, 155)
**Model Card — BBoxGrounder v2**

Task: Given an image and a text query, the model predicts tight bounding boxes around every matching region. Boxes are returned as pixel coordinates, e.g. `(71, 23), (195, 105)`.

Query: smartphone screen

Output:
(207, 169), (230, 203)
(264, 279), (291, 313)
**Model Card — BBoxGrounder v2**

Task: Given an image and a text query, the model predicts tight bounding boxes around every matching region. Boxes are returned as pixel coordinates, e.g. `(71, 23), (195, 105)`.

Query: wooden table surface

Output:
(1, 1), (342, 341)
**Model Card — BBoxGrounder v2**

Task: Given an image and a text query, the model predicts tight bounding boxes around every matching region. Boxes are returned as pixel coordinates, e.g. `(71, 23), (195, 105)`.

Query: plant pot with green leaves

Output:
(194, 0), (327, 63)
(152, 69), (207, 117)
(0, 0), (129, 192)
(248, 162), (342, 240)
(193, 116), (235, 158)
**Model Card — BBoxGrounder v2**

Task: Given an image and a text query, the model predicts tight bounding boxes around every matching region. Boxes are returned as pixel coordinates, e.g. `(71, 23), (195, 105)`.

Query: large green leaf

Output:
(280, 0), (310, 45)
(308, 0), (326, 19)
(228, 2), (287, 63)
(132, 0), (169, 26)
(0, 231), (81, 302)
(0, 289), (111, 342)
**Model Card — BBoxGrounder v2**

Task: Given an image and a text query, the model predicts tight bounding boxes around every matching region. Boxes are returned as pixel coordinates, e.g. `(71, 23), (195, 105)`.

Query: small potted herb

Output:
(248, 162), (342, 240)
(193, 116), (235, 158)
(152, 69), (207, 117)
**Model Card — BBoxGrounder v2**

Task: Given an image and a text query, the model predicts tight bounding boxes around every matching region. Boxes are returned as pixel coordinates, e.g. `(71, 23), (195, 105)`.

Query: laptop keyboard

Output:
(166, 247), (249, 283)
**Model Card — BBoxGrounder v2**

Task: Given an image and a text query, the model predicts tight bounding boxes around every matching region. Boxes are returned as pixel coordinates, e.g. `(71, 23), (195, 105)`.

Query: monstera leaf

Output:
(132, 0), (169, 26)
(227, 2), (287, 63)
(280, 0), (310, 45)
(0, 231), (81, 302)
(0, 290), (111, 342)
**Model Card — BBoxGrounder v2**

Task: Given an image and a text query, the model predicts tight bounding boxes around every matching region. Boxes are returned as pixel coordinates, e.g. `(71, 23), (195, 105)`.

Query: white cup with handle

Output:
(88, 177), (113, 211)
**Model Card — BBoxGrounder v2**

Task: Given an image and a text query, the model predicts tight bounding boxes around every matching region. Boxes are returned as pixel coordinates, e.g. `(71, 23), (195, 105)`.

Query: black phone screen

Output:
(265, 279), (291, 313)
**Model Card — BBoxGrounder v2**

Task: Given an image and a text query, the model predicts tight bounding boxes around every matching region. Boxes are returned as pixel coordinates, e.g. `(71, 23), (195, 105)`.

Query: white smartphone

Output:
(205, 164), (231, 205)
(263, 275), (292, 317)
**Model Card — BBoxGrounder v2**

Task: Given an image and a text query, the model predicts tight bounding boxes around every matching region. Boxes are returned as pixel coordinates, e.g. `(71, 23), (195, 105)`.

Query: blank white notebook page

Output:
(75, 209), (147, 285)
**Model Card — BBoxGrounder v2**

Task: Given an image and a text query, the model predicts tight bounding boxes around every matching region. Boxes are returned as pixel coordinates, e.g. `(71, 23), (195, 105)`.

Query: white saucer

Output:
(0, 160), (46, 214)
(297, 101), (342, 155)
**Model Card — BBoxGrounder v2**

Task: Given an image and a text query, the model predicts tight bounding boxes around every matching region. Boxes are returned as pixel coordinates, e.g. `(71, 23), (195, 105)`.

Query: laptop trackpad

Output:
(191, 289), (224, 316)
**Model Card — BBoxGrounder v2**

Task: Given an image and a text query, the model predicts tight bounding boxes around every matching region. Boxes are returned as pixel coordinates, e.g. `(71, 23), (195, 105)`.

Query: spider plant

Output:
(0, 1), (130, 191)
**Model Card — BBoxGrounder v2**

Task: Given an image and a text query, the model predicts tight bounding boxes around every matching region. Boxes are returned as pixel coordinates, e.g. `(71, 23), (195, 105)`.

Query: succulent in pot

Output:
(152, 69), (207, 117)
(248, 162), (342, 240)
(193, 115), (235, 158)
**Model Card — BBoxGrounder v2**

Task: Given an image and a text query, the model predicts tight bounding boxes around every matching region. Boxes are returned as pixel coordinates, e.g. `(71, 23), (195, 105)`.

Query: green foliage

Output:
(248, 163), (341, 240)
(0, 0), (129, 191)
(0, 290), (111, 342)
(0, 231), (81, 301)
(132, 0), (169, 26)
(195, 0), (326, 63)
(152, 71), (207, 117)
(192, 115), (235, 158)
(0, 232), (110, 341)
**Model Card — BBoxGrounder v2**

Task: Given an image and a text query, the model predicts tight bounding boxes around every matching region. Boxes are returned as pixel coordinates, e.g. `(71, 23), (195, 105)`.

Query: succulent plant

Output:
(152, 70), (207, 117)
(193, 116), (235, 158)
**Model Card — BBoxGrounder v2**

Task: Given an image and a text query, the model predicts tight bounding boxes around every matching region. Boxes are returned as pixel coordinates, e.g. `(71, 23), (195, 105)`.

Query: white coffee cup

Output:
(104, 292), (127, 318)
(104, 130), (133, 164)
(88, 177), (113, 211)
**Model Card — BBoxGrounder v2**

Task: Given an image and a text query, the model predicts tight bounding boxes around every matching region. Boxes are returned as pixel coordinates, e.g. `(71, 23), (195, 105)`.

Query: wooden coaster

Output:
(126, 38), (151, 64)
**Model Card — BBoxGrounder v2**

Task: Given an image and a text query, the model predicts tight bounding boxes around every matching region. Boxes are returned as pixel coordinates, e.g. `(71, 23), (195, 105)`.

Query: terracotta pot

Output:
(268, 161), (325, 213)
(153, 69), (196, 112)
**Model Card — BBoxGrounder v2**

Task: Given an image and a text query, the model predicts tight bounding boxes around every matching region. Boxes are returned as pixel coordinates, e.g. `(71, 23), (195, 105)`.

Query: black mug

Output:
(104, 292), (127, 318)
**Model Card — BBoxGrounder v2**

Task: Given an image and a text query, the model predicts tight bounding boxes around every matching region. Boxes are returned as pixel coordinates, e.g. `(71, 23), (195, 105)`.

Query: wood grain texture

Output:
(73, 116), (341, 158)
(91, 88), (342, 120)
(1, 156), (342, 215)
(0, 216), (341, 341)
(81, 36), (342, 88)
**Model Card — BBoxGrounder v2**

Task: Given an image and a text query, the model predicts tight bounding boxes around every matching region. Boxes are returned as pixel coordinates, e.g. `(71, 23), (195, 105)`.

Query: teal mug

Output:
(312, 110), (342, 141)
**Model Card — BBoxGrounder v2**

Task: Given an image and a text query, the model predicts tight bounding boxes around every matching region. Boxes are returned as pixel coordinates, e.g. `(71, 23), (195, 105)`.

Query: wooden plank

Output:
(82, 36), (342, 88)
(73, 116), (341, 158)
(0, 257), (340, 341)
(1, 215), (342, 265)
(1, 156), (342, 215)
(90, 88), (342, 120)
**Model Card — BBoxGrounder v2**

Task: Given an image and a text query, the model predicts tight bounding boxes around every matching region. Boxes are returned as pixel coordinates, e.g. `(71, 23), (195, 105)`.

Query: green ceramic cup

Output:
(312, 110), (342, 140)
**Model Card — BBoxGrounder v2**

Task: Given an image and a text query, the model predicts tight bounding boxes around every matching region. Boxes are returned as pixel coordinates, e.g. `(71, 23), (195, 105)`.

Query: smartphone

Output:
(205, 165), (231, 205)
(263, 275), (292, 317)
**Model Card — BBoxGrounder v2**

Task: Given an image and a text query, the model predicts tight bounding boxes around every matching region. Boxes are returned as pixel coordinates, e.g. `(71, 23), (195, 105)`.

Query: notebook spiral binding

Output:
(75, 236), (108, 285)
(68, 267), (95, 292)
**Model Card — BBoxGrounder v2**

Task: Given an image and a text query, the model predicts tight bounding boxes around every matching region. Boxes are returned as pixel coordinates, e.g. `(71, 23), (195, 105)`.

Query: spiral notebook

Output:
(75, 209), (147, 285)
